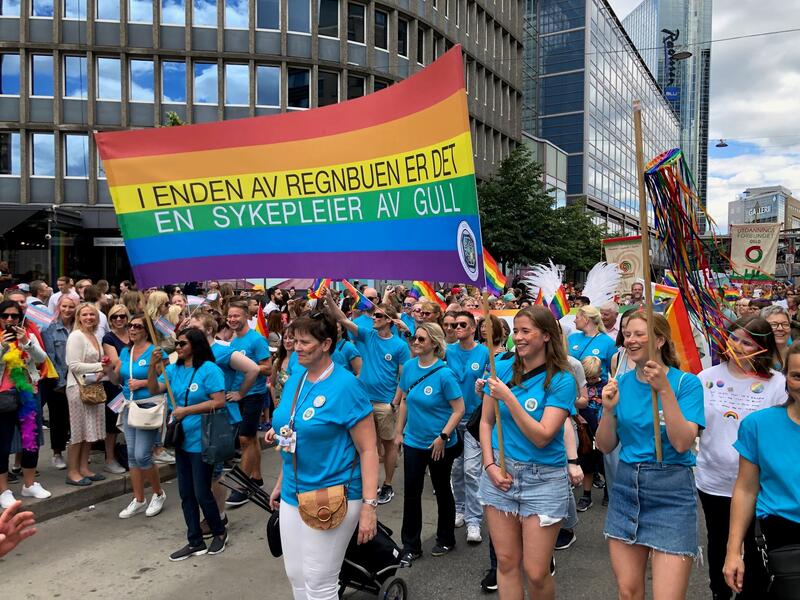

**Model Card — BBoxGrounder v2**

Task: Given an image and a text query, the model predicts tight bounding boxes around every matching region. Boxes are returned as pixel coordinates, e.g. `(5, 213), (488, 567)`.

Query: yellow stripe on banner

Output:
(111, 132), (475, 215)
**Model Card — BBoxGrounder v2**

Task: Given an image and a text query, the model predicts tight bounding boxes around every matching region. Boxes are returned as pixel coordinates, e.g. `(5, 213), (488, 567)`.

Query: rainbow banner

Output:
(95, 47), (483, 287)
(483, 249), (506, 296)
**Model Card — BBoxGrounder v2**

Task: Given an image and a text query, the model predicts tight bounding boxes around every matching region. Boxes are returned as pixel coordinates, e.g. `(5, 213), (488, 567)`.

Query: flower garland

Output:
(2, 342), (38, 451)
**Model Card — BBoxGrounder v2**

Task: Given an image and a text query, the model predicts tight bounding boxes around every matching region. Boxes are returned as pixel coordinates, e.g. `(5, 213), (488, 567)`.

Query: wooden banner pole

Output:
(482, 292), (507, 476)
(633, 99), (663, 462)
(144, 313), (177, 411)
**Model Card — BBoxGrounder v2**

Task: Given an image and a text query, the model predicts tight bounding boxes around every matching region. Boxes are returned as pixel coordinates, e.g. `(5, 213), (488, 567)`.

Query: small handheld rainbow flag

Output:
(307, 278), (332, 299)
(341, 280), (374, 310)
(723, 287), (741, 302)
(411, 281), (446, 310)
(255, 304), (269, 339)
(533, 288), (545, 306)
(549, 286), (569, 319)
(483, 249), (507, 296)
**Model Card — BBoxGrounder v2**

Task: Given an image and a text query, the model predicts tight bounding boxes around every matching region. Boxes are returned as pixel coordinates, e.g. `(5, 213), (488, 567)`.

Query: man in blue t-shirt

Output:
(322, 287), (410, 505)
(224, 302), (271, 508)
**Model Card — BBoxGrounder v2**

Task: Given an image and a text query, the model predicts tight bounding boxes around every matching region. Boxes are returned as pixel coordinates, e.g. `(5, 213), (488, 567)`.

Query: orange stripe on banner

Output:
(105, 91), (468, 188)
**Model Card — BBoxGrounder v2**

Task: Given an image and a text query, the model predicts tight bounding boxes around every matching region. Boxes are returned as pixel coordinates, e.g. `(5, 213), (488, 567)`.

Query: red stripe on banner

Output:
(96, 46), (466, 160)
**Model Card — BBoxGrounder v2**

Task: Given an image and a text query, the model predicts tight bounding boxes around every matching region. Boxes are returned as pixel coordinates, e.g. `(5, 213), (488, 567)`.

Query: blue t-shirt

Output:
(615, 367), (705, 466)
(400, 358), (463, 450)
(568, 331), (617, 379)
(160, 361), (226, 453)
(119, 344), (156, 401)
(446, 342), (490, 417)
(400, 313), (417, 336)
(353, 326), (410, 403)
(332, 339), (361, 373)
(734, 406), (800, 523)
(485, 362), (576, 465)
(353, 314), (374, 330)
(286, 351), (304, 377)
(212, 341), (241, 423)
(273, 365), (373, 506)
(228, 329), (270, 395)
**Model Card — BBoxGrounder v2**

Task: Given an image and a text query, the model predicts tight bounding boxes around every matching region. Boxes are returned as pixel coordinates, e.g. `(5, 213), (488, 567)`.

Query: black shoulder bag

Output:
(755, 519), (800, 599)
(164, 368), (197, 449)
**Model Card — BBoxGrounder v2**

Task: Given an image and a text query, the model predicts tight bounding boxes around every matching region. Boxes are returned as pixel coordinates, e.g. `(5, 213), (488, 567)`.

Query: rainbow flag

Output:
(662, 271), (678, 287)
(341, 280), (373, 310)
(533, 288), (545, 306)
(95, 47), (483, 287)
(255, 303), (269, 339)
(483, 249), (506, 296)
(549, 286), (569, 320)
(411, 281), (446, 310)
(307, 278), (332, 299)
(653, 284), (702, 374)
(723, 287), (741, 302)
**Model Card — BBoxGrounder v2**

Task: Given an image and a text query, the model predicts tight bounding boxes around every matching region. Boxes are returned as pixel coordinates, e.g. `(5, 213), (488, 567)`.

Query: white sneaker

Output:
(51, 455), (67, 470)
(153, 450), (176, 465)
(467, 524), (483, 544)
(454, 512), (465, 528)
(104, 460), (126, 475)
(0, 489), (16, 509)
(21, 482), (52, 499)
(146, 491), (167, 517)
(119, 498), (147, 519)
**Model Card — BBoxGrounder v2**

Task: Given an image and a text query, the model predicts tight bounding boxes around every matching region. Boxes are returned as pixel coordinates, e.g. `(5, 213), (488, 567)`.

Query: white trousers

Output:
(280, 499), (361, 600)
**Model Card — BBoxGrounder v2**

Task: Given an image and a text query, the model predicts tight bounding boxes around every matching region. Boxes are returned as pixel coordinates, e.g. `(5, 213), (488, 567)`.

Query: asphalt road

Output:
(3, 451), (712, 599)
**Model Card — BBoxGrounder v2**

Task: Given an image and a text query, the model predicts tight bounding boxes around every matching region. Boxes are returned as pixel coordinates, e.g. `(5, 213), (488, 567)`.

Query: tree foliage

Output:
(477, 145), (604, 272)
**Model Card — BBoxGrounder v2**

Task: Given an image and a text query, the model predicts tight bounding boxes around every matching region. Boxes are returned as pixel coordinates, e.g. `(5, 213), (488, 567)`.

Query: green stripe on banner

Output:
(116, 175), (478, 240)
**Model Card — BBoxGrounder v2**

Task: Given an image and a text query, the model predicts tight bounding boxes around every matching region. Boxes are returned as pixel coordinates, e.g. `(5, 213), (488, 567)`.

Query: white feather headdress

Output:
(582, 262), (621, 307)
(521, 260), (562, 303)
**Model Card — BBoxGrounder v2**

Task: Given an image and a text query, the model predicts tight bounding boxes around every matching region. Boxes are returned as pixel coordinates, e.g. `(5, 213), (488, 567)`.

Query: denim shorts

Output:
(478, 452), (570, 522)
(604, 461), (699, 557)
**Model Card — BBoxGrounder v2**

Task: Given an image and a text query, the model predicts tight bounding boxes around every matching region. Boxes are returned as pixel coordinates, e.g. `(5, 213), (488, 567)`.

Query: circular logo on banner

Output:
(302, 408), (315, 421)
(423, 386), (433, 396)
(138, 359), (146, 367)
(524, 398), (538, 412)
(592, 349), (600, 355)
(456, 221), (480, 282)
(471, 362), (480, 371)
(384, 353), (393, 362)
(189, 383), (199, 393)
(620, 260), (633, 274)
(745, 245), (764, 264)
(313, 395), (326, 408)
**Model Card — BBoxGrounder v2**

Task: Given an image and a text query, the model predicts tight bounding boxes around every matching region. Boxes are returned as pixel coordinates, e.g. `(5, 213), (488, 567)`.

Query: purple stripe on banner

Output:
(133, 251), (486, 288)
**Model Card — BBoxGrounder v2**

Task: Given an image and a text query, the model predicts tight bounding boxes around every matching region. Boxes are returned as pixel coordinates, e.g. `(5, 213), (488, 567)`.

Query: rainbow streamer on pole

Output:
(307, 278), (332, 299)
(549, 286), (569, 320)
(483, 249), (507, 296)
(411, 281), (446, 310)
(341, 280), (374, 310)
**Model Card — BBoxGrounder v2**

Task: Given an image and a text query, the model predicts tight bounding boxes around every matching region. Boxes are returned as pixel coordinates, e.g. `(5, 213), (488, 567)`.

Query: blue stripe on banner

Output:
(124, 215), (481, 265)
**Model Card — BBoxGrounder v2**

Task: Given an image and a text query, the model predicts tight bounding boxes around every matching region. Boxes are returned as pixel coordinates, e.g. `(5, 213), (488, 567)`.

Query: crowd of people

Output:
(0, 273), (798, 599)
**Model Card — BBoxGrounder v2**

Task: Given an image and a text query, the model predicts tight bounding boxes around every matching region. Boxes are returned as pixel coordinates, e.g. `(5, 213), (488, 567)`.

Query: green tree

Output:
(549, 199), (605, 271)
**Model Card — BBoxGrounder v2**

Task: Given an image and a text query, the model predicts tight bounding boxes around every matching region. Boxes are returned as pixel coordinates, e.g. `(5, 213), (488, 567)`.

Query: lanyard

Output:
(288, 361), (334, 431)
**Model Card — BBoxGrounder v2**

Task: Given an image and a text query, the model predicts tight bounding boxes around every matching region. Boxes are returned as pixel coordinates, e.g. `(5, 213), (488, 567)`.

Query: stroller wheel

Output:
(378, 576), (408, 600)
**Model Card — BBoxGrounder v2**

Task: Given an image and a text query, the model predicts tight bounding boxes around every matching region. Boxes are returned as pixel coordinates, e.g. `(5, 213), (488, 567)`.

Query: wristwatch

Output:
(567, 458), (580, 465)
(362, 498), (379, 507)
(439, 432), (450, 442)
(403, 331), (412, 339)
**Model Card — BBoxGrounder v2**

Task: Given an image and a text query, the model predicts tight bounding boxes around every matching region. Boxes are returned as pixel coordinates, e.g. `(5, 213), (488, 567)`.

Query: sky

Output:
(608, 0), (800, 232)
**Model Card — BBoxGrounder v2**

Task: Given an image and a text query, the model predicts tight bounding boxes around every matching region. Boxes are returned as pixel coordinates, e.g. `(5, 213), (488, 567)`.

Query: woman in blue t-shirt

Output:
(392, 322), (465, 565)
(596, 312), (704, 600)
(568, 305), (617, 379)
(479, 306), (576, 600)
(107, 314), (166, 520)
(147, 328), (227, 562)
(267, 314), (378, 599)
(724, 342), (800, 597)
(332, 323), (362, 375)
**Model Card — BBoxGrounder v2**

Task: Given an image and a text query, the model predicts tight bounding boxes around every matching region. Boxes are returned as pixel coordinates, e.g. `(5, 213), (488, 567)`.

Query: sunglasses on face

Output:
(366, 296), (379, 302)
(0, 313), (20, 320)
(373, 313), (386, 319)
(111, 314), (128, 321)
(128, 323), (144, 330)
(411, 335), (429, 343)
(176, 340), (190, 348)
(403, 304), (415, 309)
(421, 311), (433, 317)
(454, 322), (470, 329)
(412, 308), (421, 314)
(444, 323), (456, 329)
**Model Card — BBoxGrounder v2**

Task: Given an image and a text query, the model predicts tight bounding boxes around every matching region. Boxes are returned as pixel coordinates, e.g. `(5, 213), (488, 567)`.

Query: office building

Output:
(728, 186), (800, 231)
(0, 0), (524, 282)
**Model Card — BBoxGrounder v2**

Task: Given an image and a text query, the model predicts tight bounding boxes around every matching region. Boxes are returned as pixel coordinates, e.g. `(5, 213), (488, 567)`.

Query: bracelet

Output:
(567, 458), (580, 465)
(483, 462), (497, 471)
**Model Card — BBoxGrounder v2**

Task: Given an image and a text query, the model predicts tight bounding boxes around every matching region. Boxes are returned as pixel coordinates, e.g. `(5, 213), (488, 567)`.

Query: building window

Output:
(193, 62), (217, 104)
(31, 133), (54, 177)
(97, 151), (106, 178)
(317, 70), (338, 107)
(129, 0), (152, 22)
(64, 134), (89, 178)
(318, 0), (338, 37)
(31, 1), (54, 17)
(256, 64), (279, 106)
(96, 0), (119, 20)
(287, 67), (309, 109)
(193, 0), (216, 26)
(0, 132), (20, 176)
(63, 55), (87, 98)
(256, 0), (278, 29)
(0, 1), (20, 15)
(161, 0), (185, 25)
(129, 58), (154, 102)
(417, 26), (425, 64)
(31, 54), (53, 97)
(397, 18), (408, 57)
(373, 79), (388, 92)
(347, 74), (364, 99)
(288, 0), (309, 32)
(224, 0), (247, 28)
(63, 0), (86, 19)
(444, 0), (448, 18)
(347, 3), (364, 43)
(97, 57), (121, 100)
(374, 9), (387, 50)
(162, 60), (186, 103)
(225, 63), (248, 105)
(0, 54), (19, 95)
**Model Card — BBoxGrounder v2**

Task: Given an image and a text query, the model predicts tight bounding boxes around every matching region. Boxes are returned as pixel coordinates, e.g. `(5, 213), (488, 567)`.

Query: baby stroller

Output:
(221, 467), (408, 600)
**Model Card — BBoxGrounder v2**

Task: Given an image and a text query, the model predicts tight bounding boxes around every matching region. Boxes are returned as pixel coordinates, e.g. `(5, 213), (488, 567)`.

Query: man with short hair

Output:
(224, 302), (272, 507)
(47, 276), (74, 312)
(264, 287), (284, 314)
(400, 296), (418, 335)
(628, 281), (645, 306)
(27, 280), (52, 307)
(353, 287), (380, 329)
(246, 297), (260, 329)
(74, 279), (92, 300)
(446, 311), (489, 544)
(600, 302), (620, 341)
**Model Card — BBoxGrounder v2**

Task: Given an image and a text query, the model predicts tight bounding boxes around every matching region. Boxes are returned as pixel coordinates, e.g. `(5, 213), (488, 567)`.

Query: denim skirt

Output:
(478, 452), (570, 523)
(604, 461), (699, 557)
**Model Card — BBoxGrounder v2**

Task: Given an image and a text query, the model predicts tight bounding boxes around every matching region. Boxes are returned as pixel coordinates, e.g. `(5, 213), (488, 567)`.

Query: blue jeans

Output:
(175, 448), (225, 547)
(121, 408), (160, 469)
(603, 444), (621, 494)
(451, 425), (482, 526)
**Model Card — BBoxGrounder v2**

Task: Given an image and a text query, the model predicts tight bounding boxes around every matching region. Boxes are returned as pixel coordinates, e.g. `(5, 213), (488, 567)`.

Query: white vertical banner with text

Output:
(730, 223), (781, 279)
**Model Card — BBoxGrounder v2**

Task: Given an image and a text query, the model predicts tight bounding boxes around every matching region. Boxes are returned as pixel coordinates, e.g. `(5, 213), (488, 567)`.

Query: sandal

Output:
(87, 473), (106, 482)
(65, 477), (92, 487)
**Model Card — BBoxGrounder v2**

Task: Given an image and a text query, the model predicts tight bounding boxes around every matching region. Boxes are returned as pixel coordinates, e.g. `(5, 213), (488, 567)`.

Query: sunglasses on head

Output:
(0, 312), (20, 320)
(128, 323), (144, 330)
